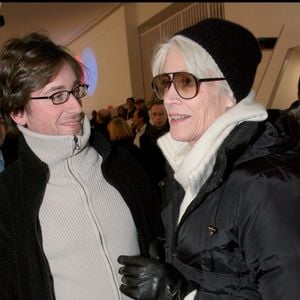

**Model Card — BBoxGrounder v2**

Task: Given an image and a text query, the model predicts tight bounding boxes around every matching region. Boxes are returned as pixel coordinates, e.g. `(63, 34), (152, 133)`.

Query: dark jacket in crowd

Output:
(0, 130), (160, 299)
(160, 109), (300, 299)
(139, 123), (170, 189)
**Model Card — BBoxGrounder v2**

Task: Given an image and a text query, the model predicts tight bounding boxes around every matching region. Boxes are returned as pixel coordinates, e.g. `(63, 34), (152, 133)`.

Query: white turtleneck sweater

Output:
(18, 115), (139, 300)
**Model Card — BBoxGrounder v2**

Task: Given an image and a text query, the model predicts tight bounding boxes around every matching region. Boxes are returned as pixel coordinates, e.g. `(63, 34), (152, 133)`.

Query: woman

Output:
(107, 116), (142, 159)
(118, 18), (300, 299)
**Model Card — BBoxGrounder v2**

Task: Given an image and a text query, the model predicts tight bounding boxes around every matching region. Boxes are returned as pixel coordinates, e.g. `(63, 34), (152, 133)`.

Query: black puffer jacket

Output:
(161, 109), (300, 299)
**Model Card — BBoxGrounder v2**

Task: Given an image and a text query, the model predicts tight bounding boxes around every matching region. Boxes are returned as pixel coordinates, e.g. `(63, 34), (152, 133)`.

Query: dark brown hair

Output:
(0, 32), (85, 126)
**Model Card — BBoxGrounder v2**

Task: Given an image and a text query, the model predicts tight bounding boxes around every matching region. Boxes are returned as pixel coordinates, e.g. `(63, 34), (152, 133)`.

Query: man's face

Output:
(135, 102), (145, 110)
(150, 104), (168, 129)
(127, 99), (135, 109)
(131, 110), (142, 128)
(11, 62), (84, 136)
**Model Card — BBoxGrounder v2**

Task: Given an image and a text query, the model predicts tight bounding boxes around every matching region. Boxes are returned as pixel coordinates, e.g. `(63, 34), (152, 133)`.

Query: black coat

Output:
(0, 131), (159, 299)
(161, 110), (300, 299)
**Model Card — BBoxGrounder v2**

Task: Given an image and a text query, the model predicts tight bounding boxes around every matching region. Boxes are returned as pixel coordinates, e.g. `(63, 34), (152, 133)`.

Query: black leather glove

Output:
(118, 255), (189, 300)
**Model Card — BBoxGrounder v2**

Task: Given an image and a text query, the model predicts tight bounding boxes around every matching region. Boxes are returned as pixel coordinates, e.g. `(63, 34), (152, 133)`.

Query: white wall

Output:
(69, 3), (172, 118)
(134, 2), (172, 26)
(69, 2), (300, 117)
(225, 3), (300, 108)
(69, 7), (131, 116)
(271, 48), (300, 109)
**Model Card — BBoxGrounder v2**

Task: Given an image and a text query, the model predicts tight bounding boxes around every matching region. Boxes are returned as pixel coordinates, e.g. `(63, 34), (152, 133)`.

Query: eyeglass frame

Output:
(30, 83), (89, 105)
(151, 72), (226, 100)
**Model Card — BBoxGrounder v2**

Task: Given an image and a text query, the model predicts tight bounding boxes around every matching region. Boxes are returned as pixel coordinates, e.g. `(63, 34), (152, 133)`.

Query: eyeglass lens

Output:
(152, 72), (198, 100)
(52, 84), (88, 104)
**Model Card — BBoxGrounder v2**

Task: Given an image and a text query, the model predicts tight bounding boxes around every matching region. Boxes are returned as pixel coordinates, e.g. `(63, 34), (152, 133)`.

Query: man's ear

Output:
(10, 111), (27, 126)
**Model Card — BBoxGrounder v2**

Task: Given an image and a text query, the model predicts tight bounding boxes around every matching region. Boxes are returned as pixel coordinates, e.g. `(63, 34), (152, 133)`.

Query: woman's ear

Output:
(225, 89), (236, 109)
(10, 111), (27, 126)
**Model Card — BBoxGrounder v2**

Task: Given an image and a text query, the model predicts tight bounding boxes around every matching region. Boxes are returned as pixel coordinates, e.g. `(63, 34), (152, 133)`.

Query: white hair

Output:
(151, 35), (234, 101)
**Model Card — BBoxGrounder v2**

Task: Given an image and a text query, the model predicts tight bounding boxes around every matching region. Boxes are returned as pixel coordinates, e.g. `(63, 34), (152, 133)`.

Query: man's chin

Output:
(60, 126), (83, 136)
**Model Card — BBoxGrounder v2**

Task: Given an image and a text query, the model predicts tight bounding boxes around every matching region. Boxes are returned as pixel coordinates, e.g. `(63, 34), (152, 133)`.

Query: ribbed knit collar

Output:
(157, 91), (268, 197)
(17, 115), (98, 180)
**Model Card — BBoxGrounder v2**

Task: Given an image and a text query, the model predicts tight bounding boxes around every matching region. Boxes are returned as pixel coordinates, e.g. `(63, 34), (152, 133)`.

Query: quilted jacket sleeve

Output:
(237, 168), (300, 299)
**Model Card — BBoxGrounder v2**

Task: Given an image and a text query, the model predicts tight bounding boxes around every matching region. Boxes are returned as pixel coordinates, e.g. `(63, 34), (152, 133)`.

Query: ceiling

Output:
(0, 2), (121, 47)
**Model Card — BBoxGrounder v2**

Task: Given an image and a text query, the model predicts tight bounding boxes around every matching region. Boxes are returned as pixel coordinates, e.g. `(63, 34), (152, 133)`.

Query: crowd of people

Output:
(89, 96), (170, 200)
(0, 17), (299, 300)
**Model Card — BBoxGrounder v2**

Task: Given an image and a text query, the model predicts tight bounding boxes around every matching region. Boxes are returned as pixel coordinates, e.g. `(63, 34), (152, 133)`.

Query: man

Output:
(147, 98), (170, 141)
(138, 99), (170, 191)
(126, 97), (136, 120)
(131, 108), (151, 149)
(135, 98), (146, 110)
(0, 32), (159, 299)
(89, 108), (112, 144)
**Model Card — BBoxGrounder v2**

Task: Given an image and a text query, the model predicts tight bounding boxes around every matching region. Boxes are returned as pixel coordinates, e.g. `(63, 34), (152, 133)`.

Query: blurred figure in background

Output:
(131, 108), (151, 149)
(126, 97), (136, 120)
(108, 116), (143, 161)
(117, 104), (128, 120)
(93, 108), (112, 140)
(147, 98), (170, 141)
(135, 98), (146, 110)
(89, 109), (97, 128)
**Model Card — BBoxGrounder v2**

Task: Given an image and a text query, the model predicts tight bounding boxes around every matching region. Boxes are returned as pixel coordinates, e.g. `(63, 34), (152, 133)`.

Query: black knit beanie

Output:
(175, 18), (262, 101)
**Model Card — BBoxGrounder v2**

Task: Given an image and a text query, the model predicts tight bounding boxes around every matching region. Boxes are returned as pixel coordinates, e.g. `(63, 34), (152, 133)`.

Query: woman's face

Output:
(162, 48), (233, 145)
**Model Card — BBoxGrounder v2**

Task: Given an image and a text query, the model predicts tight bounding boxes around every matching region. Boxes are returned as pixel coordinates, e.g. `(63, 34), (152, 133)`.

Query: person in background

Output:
(118, 18), (300, 299)
(107, 115), (164, 238)
(94, 108), (112, 139)
(89, 109), (97, 128)
(131, 108), (151, 149)
(126, 97), (136, 120)
(147, 98), (170, 141)
(135, 98), (146, 111)
(107, 116), (141, 159)
(138, 99), (170, 196)
(0, 31), (160, 299)
(117, 104), (128, 120)
(89, 108), (112, 144)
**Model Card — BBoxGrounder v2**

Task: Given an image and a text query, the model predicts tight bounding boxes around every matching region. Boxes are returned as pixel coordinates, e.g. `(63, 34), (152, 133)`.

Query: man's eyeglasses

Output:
(151, 72), (226, 100)
(30, 84), (89, 105)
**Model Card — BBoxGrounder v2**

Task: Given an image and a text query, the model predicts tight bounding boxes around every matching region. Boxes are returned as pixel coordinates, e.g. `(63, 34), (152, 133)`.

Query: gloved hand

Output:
(118, 255), (189, 300)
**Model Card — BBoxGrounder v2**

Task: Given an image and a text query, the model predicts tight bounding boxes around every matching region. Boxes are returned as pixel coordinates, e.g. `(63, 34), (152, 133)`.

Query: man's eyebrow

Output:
(44, 85), (66, 94)
(43, 81), (80, 95)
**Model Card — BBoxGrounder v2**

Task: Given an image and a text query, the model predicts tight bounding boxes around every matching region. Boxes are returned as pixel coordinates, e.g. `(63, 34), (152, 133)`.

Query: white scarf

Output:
(157, 91), (268, 223)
